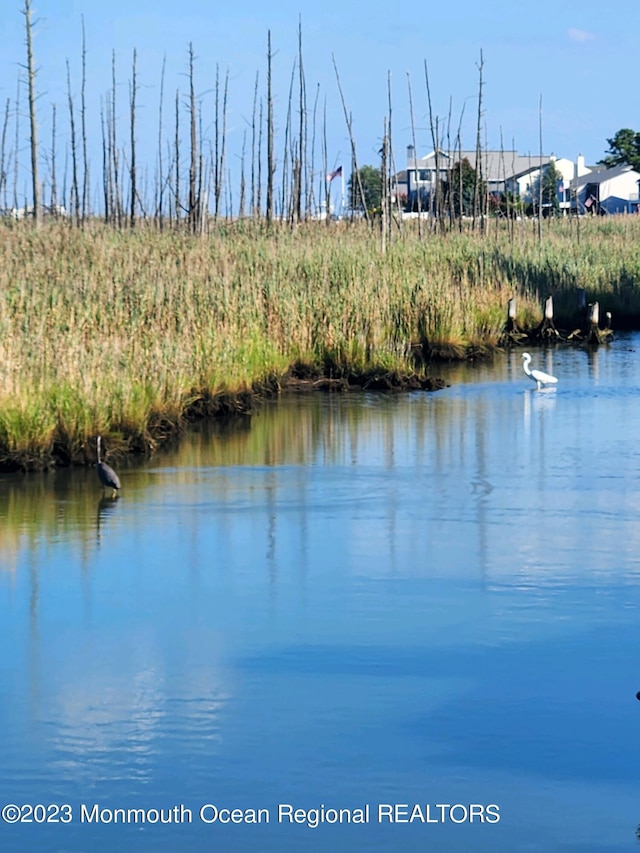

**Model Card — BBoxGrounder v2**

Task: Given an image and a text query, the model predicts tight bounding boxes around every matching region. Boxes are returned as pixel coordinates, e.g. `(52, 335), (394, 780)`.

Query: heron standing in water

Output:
(96, 435), (121, 498)
(521, 352), (558, 390)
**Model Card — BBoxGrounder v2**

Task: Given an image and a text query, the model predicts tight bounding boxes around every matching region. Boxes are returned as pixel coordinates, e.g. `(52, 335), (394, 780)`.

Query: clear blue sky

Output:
(1, 0), (638, 207)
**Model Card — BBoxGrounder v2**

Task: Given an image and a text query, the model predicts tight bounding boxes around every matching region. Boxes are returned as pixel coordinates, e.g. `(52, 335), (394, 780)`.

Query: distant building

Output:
(406, 145), (554, 207)
(505, 155), (593, 211)
(570, 163), (640, 214)
(403, 146), (602, 213)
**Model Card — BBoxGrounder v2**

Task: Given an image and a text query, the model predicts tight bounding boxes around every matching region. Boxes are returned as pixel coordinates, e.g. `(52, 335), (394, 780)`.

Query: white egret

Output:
(521, 352), (558, 390)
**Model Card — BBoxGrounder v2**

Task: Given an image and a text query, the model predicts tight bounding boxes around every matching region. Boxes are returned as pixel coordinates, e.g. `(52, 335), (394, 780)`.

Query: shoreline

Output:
(0, 365), (451, 474)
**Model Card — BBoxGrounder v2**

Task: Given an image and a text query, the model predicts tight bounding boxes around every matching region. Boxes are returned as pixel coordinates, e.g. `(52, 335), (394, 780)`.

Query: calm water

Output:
(1, 339), (640, 852)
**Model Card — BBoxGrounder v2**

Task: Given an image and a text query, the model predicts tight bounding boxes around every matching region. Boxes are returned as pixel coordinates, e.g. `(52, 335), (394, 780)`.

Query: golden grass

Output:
(0, 216), (639, 468)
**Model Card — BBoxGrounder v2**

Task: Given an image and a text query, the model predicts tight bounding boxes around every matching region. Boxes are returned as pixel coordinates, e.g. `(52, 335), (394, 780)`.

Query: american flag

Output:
(327, 166), (342, 182)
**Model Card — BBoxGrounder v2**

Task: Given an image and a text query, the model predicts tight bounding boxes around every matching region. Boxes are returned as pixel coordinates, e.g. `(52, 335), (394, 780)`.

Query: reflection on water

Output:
(1, 337), (640, 852)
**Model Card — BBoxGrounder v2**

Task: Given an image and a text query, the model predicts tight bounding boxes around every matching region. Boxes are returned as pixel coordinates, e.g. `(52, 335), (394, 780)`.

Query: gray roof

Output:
(410, 149), (550, 182)
(572, 163), (640, 189)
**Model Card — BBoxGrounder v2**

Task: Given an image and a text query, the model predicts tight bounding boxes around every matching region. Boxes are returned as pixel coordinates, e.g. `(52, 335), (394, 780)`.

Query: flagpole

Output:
(341, 171), (345, 218)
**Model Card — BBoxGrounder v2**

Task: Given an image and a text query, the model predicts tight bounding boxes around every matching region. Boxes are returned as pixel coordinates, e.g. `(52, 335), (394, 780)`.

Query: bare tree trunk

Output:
(111, 51), (122, 227)
(266, 31), (275, 226)
(156, 55), (166, 226)
(406, 72), (422, 237)
(472, 49), (484, 233)
(239, 129), (246, 218)
(13, 77), (20, 211)
(0, 98), (10, 210)
(250, 71), (259, 217)
(174, 88), (180, 225)
(129, 47), (137, 228)
(456, 109), (465, 231)
(213, 65), (229, 221)
(213, 64), (221, 220)
(100, 99), (110, 223)
(308, 82), (320, 218)
(321, 97), (328, 225)
(332, 54), (369, 224)
(188, 43), (199, 233)
(257, 98), (263, 217)
(424, 61), (442, 231)
(281, 61), (295, 222)
(23, 0), (40, 224)
(50, 103), (57, 213)
(380, 117), (388, 253)
(387, 71), (402, 238)
(66, 60), (79, 224)
(81, 16), (89, 221)
(296, 17), (306, 223)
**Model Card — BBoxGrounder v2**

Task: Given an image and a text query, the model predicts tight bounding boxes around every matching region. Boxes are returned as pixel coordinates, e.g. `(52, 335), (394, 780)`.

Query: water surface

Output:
(1, 339), (640, 852)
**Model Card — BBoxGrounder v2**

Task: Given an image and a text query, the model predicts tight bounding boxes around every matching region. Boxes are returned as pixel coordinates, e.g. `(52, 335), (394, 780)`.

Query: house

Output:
(505, 155), (593, 210)
(570, 163), (640, 214)
(390, 170), (408, 207)
(406, 145), (553, 207)
(404, 145), (598, 213)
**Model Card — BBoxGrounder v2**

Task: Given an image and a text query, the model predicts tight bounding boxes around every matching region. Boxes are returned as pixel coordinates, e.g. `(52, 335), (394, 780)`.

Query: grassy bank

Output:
(1, 217), (639, 470)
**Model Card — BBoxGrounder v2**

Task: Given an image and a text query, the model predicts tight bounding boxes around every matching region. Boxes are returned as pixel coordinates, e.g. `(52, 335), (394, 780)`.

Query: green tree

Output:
(443, 158), (483, 217)
(348, 165), (381, 214)
(599, 129), (640, 171)
(540, 160), (562, 214)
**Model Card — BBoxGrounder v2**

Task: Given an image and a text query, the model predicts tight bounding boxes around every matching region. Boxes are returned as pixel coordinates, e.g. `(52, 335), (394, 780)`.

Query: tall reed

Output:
(1, 217), (639, 468)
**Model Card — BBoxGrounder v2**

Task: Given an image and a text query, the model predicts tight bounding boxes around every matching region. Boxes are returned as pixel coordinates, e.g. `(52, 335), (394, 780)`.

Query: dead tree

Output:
(155, 55), (166, 226)
(0, 98), (9, 210)
(188, 43), (199, 233)
(332, 55), (368, 224)
(472, 50), (484, 233)
(129, 48), (138, 228)
(380, 118), (388, 253)
(250, 71), (259, 217)
(296, 18), (306, 223)
(266, 31), (275, 226)
(81, 17), (89, 220)
(23, 0), (40, 224)
(406, 72), (422, 237)
(66, 60), (79, 222)
(49, 103), (57, 213)
(111, 52), (122, 226)
(174, 88), (180, 224)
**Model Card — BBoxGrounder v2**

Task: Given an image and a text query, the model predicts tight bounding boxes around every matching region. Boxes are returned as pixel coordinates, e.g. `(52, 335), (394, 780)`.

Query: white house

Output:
(405, 146), (597, 211)
(571, 163), (640, 214)
(506, 155), (593, 210)
(406, 145), (553, 206)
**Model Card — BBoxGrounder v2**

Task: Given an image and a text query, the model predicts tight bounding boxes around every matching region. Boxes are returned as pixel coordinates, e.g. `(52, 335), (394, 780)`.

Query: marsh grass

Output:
(1, 216), (639, 468)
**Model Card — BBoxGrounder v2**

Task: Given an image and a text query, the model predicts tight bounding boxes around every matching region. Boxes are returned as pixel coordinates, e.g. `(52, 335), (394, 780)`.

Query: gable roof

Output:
(410, 149), (550, 183)
(572, 163), (640, 189)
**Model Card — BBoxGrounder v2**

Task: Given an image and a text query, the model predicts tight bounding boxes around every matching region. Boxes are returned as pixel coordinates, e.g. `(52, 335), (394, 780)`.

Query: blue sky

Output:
(0, 0), (638, 208)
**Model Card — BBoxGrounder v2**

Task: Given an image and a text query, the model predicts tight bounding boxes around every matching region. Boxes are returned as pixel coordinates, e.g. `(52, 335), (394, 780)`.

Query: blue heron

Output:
(521, 352), (558, 390)
(96, 435), (121, 498)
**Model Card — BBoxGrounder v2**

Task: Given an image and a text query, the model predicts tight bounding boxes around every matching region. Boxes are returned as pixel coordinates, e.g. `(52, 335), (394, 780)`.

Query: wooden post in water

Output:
(505, 297), (519, 332)
(499, 296), (529, 345)
(536, 295), (559, 339)
(586, 301), (601, 344)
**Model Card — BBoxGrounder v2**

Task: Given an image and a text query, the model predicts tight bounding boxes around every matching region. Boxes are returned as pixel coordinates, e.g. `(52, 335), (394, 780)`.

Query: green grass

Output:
(1, 216), (639, 468)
